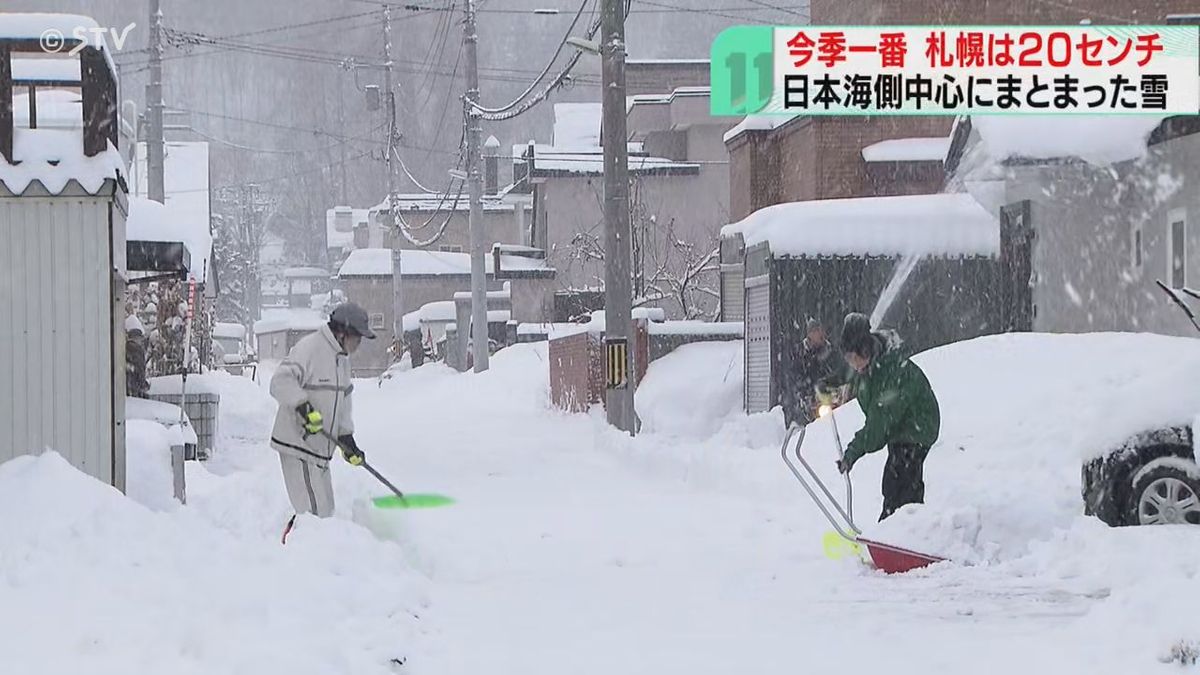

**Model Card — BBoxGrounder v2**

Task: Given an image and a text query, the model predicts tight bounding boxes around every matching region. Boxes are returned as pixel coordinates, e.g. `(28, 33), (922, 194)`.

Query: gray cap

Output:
(330, 302), (377, 339)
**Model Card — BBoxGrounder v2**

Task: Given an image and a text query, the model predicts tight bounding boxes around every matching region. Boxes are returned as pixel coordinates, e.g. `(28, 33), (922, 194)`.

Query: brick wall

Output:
(549, 331), (603, 413)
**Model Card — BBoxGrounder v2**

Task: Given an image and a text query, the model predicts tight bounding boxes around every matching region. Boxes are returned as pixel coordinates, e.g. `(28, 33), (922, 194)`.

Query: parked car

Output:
(1083, 425), (1200, 526)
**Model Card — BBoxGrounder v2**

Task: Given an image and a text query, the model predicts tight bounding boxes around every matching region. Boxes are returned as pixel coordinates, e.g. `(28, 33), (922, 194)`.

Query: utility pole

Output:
(146, 0), (165, 203)
(601, 0), (635, 433)
(464, 0), (489, 372)
(382, 5), (396, 214)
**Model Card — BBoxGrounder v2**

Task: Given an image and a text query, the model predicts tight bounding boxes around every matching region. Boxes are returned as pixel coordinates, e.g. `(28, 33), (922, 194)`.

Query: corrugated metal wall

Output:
(744, 276), (772, 413)
(0, 193), (120, 486)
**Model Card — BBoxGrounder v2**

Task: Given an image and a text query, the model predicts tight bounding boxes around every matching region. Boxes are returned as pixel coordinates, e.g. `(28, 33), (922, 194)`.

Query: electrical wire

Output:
(470, 0), (592, 115)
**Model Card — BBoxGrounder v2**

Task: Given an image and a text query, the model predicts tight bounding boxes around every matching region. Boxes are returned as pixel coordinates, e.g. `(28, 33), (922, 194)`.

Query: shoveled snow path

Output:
(344, 351), (1124, 675)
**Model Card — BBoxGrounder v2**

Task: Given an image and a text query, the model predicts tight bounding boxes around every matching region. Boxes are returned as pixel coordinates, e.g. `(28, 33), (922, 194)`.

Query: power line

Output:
(470, 0), (593, 115)
(741, 0), (809, 19)
(186, 123), (384, 155)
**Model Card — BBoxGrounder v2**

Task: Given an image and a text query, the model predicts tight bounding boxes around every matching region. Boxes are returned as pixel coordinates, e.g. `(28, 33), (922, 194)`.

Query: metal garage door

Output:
(721, 264), (745, 322)
(744, 274), (771, 413)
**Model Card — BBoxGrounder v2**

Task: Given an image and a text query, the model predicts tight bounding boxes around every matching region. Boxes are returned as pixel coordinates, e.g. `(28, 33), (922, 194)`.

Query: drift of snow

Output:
(635, 340), (744, 439)
(803, 332), (1200, 564)
(722, 192), (999, 257)
(972, 115), (1166, 166)
(124, 419), (178, 512)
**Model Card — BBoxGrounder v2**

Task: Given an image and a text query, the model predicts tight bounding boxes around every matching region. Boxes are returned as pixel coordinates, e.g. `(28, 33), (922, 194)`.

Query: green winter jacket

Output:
(842, 342), (940, 468)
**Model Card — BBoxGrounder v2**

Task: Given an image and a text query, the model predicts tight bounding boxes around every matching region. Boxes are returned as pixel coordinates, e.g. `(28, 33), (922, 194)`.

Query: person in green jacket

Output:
(835, 313), (941, 521)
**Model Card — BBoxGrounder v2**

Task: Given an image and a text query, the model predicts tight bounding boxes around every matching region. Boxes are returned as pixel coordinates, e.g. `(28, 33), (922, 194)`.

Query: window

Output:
(439, 245), (463, 253)
(1168, 209), (1187, 289)
(369, 313), (385, 330)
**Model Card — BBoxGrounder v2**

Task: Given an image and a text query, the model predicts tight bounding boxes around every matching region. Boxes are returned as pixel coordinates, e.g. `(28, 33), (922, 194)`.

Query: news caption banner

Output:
(711, 25), (1200, 116)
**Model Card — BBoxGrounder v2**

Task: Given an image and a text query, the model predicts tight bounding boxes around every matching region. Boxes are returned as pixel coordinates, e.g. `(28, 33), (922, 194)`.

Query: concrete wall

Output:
(1012, 133), (1200, 337)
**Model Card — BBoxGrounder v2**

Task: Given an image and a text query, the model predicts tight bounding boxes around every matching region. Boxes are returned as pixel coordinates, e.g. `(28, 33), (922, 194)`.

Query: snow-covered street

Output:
(7, 336), (1198, 674)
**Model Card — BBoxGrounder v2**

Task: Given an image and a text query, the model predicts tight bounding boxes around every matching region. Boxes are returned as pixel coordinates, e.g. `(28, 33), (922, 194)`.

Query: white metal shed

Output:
(0, 24), (127, 489)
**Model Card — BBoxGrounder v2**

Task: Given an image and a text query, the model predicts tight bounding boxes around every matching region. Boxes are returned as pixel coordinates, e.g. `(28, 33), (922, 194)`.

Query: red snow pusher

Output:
(780, 417), (945, 574)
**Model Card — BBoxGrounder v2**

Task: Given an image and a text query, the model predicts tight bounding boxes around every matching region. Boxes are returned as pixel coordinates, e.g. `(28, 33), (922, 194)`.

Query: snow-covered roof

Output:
(971, 115), (1166, 166)
(132, 142), (212, 282)
(339, 248), (500, 277)
(127, 197), (214, 277)
(0, 14), (117, 73)
(0, 128), (123, 196)
(253, 308), (327, 335)
(646, 321), (744, 336)
(861, 137), (952, 163)
(531, 147), (699, 175)
(553, 103), (601, 147)
(418, 300), (457, 322)
(488, 309), (511, 323)
(723, 113), (800, 144)
(12, 58), (81, 83)
(212, 323), (247, 340)
(325, 206), (370, 252)
(338, 248), (393, 277)
(371, 192), (513, 213)
(282, 267), (330, 279)
(722, 193), (999, 258)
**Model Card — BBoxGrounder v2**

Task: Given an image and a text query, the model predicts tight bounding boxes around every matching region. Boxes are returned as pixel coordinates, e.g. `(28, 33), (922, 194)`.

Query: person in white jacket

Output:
(270, 303), (375, 541)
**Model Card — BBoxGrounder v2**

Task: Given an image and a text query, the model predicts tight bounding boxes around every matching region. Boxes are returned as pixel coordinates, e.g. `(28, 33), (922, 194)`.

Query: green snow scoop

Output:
(319, 430), (455, 510)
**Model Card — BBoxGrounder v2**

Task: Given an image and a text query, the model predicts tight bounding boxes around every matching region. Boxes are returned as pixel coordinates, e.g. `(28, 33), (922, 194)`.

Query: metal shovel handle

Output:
(780, 421), (861, 541)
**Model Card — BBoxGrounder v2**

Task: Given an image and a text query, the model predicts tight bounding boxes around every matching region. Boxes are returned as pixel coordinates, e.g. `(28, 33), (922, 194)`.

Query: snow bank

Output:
(973, 115), (1165, 166)
(148, 373), (221, 396)
(124, 419), (178, 512)
(838, 332), (1200, 563)
(0, 452), (424, 675)
(126, 396), (197, 447)
(722, 192), (999, 257)
(861, 136), (951, 163)
(636, 341), (744, 440)
(646, 321), (743, 336)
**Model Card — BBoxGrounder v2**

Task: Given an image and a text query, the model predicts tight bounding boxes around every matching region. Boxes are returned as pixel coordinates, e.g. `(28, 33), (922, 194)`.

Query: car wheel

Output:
(1128, 459), (1200, 526)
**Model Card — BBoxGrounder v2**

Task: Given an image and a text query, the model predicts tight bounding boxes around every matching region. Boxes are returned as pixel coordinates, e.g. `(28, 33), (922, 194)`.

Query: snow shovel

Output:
(318, 430), (455, 510)
(781, 418), (945, 574)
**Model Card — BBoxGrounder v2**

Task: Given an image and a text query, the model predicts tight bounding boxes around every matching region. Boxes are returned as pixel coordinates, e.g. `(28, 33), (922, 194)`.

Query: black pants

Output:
(879, 443), (930, 521)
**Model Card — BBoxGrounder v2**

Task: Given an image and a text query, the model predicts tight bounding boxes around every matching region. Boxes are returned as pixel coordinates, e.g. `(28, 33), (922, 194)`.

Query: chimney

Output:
(483, 134), (501, 195)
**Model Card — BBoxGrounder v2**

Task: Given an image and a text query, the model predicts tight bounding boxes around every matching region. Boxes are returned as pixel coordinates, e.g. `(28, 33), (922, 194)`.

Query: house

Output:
(281, 267), (331, 308)
(721, 192), (1014, 414)
(945, 112), (1200, 338)
(525, 91), (734, 320)
(326, 205), (369, 267)
(253, 308), (327, 361)
(368, 188), (529, 255)
(0, 14), (127, 489)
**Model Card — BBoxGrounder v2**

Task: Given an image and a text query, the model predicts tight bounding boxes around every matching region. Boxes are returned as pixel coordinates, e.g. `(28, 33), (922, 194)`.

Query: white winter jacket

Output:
(269, 324), (354, 467)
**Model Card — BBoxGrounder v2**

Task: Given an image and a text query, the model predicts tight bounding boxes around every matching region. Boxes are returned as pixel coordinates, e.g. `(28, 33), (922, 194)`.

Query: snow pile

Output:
(722, 192), (999, 257)
(0, 128), (124, 195)
(636, 341), (744, 440)
(825, 332), (1200, 563)
(861, 136), (951, 163)
(646, 321), (743, 336)
(973, 115), (1166, 166)
(0, 451), (424, 675)
(126, 396), (198, 447)
(125, 419), (178, 512)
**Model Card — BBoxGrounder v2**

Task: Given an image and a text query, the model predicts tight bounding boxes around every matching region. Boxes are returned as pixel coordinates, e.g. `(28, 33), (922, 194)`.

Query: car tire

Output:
(1127, 459), (1200, 526)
